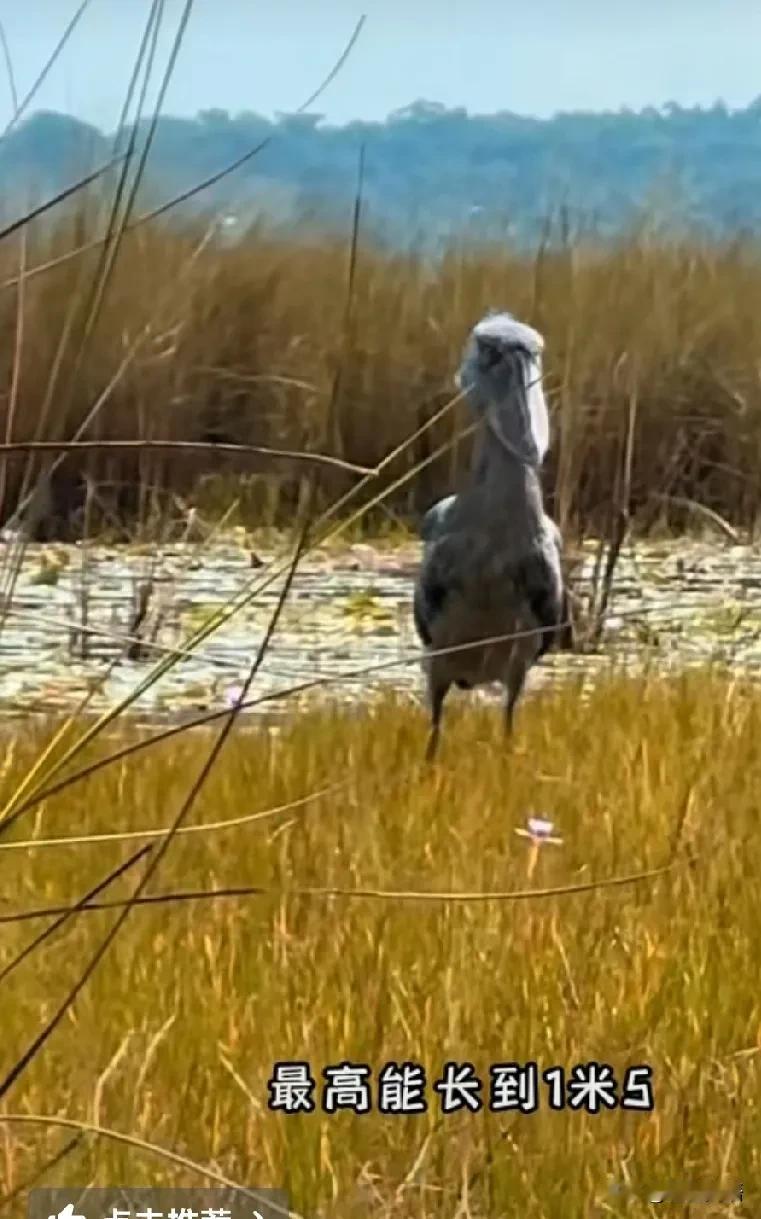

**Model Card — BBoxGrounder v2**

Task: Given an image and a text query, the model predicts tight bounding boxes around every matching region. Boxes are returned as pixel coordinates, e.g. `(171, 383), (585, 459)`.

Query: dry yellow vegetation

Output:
(0, 668), (757, 1215)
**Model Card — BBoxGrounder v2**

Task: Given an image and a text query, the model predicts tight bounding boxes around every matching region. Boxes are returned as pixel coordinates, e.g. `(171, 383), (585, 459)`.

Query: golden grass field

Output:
(0, 668), (758, 1216)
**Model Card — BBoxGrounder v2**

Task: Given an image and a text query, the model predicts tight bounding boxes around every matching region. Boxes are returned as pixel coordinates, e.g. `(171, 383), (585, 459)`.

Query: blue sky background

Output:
(1, 0), (760, 130)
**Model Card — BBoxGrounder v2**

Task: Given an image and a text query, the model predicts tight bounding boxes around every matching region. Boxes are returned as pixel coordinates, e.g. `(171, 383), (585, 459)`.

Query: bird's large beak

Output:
(486, 403), (539, 467)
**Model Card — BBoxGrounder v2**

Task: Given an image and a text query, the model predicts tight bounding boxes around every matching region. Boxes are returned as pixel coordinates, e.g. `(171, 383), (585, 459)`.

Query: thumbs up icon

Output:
(48, 1204), (86, 1219)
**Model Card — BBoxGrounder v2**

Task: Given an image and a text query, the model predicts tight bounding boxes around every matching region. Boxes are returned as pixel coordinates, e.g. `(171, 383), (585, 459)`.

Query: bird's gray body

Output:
(413, 311), (569, 758)
(421, 493), (564, 557)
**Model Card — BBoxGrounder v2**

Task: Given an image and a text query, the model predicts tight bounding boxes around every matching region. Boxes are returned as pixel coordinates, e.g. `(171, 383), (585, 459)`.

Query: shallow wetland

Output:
(2, 531), (761, 724)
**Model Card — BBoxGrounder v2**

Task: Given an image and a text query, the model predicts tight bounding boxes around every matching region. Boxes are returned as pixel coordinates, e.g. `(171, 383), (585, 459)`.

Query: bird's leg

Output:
(503, 649), (530, 740)
(503, 687), (521, 739)
(425, 723), (441, 763)
(425, 677), (450, 762)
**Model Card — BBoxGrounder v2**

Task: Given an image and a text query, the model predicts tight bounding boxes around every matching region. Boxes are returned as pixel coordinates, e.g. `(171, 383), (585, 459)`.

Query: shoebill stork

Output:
(413, 311), (571, 760)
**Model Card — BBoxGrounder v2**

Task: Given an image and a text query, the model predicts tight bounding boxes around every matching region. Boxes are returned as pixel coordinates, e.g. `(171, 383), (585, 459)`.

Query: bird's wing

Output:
(413, 580), (433, 645)
(413, 531), (460, 645)
(542, 512), (563, 554)
(420, 494), (457, 543)
(511, 541), (565, 660)
(415, 497), (463, 647)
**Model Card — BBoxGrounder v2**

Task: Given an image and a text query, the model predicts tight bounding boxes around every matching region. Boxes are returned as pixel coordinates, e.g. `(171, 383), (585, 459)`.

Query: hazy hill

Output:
(4, 98), (761, 245)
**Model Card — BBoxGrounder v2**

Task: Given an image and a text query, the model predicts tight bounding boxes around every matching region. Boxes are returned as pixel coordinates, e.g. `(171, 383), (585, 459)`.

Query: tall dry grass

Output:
(2, 214), (761, 538)
(0, 669), (757, 1215)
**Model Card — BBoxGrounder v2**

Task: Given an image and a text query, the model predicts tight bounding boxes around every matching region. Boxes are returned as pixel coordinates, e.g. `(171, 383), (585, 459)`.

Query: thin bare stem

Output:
(0, 16), (367, 293)
(0, 781), (344, 853)
(0, 1135), (83, 1214)
(0, 438), (373, 474)
(0, 1116), (301, 1219)
(0, 844), (152, 984)
(0, 506), (308, 1098)
(0, 860), (682, 925)
(0, 844), (152, 1094)
(1, 0), (94, 138)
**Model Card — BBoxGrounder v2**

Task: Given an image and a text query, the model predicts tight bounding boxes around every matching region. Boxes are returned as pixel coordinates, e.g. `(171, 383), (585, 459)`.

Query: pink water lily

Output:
(224, 684), (245, 708)
(514, 815), (563, 846)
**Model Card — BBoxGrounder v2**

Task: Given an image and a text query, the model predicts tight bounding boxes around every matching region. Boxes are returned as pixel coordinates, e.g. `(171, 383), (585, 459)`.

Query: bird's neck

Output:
(469, 420), (545, 524)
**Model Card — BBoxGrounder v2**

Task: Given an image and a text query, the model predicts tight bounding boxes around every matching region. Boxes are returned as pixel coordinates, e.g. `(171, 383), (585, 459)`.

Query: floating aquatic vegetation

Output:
(342, 589), (396, 630)
(1, 536), (761, 722)
(28, 552), (67, 587)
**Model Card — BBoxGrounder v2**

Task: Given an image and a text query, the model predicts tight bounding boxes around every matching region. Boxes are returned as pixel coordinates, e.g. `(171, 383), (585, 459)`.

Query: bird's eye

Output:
(476, 339), (502, 369)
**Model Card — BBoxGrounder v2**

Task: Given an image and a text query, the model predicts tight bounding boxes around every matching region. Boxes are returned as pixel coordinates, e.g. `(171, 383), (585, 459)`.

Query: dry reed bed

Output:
(2, 217), (761, 536)
(0, 669), (758, 1215)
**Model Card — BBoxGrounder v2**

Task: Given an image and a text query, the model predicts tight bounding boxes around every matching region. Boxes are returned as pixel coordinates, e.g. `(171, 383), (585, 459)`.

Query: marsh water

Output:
(1, 532), (761, 724)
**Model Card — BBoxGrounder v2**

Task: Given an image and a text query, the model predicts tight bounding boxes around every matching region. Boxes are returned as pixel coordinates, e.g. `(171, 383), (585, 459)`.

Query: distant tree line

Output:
(4, 97), (761, 246)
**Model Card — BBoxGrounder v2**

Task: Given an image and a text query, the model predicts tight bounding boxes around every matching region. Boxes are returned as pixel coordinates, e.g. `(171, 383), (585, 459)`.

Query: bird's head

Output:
(455, 311), (543, 396)
(455, 311), (549, 465)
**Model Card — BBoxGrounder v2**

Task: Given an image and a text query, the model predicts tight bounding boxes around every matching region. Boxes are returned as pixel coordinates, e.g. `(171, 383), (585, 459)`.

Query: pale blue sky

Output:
(1, 0), (760, 131)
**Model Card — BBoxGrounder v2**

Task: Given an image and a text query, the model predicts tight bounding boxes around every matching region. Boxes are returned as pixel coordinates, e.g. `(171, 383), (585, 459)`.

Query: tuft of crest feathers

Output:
(472, 310), (544, 357)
